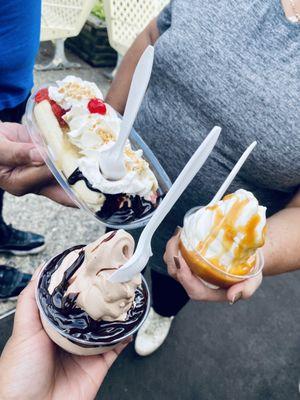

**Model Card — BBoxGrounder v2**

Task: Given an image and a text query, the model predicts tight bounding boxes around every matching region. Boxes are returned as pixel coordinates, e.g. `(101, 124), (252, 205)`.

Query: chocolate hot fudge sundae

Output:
(36, 230), (149, 355)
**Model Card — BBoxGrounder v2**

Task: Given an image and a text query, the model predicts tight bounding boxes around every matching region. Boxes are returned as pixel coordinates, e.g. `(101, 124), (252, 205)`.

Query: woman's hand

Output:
(0, 122), (74, 206)
(164, 228), (263, 304)
(0, 267), (129, 400)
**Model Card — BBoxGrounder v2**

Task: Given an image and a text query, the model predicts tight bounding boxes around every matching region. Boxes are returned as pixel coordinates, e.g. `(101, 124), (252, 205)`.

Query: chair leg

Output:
(102, 53), (123, 80)
(35, 39), (81, 71)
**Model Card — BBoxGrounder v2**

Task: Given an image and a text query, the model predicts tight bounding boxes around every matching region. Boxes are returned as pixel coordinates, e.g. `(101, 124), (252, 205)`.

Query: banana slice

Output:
(34, 100), (104, 211)
(34, 100), (63, 160)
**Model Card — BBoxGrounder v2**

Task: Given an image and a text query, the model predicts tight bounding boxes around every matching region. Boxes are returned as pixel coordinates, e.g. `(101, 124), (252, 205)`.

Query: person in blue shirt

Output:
(0, 0), (44, 299)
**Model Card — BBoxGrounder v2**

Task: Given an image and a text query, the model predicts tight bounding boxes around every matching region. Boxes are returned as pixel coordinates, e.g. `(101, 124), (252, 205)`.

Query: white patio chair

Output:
(103, 0), (169, 77)
(36, 0), (96, 71)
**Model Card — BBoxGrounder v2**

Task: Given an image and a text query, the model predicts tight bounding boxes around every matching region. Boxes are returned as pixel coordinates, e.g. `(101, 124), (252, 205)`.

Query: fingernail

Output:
(173, 226), (181, 236)
(30, 148), (43, 164)
(229, 292), (242, 305)
(174, 256), (181, 269)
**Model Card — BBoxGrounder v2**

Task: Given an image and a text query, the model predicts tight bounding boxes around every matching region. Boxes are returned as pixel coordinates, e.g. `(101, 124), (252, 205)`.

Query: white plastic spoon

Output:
(109, 126), (222, 283)
(208, 141), (257, 206)
(99, 45), (155, 181)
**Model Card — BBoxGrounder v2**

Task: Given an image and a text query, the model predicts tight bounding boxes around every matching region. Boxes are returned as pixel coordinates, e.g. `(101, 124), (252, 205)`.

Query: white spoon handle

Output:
(114, 46), (154, 155)
(109, 126), (222, 283)
(210, 141), (257, 205)
(139, 126), (222, 245)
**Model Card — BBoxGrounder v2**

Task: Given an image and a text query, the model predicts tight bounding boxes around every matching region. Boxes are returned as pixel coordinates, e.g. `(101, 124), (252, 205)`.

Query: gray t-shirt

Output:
(134, 0), (300, 273)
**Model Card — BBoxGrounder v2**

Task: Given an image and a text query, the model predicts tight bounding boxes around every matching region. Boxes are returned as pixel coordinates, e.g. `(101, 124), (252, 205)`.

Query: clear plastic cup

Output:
(24, 83), (171, 230)
(35, 250), (150, 356)
(179, 207), (264, 289)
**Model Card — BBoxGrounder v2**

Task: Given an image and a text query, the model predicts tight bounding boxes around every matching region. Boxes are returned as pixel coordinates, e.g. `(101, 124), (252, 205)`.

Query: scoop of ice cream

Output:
(181, 189), (266, 273)
(65, 105), (121, 154)
(48, 230), (141, 321)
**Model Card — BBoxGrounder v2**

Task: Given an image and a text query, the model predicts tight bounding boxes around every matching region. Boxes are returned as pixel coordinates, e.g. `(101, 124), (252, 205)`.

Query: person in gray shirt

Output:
(106, 0), (300, 356)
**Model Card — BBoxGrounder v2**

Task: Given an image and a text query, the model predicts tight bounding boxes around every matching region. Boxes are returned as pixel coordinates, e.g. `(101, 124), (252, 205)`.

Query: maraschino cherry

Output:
(88, 98), (107, 115)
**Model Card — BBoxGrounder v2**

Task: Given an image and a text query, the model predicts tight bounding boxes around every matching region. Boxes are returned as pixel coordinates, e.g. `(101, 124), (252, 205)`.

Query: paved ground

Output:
(1, 45), (300, 400)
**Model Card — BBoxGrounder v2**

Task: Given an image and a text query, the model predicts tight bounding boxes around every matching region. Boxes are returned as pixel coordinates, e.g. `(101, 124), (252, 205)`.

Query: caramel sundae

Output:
(180, 189), (266, 288)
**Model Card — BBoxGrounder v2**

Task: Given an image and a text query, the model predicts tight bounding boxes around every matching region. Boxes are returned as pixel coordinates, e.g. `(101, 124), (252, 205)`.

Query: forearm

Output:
(263, 207), (300, 275)
(105, 19), (160, 114)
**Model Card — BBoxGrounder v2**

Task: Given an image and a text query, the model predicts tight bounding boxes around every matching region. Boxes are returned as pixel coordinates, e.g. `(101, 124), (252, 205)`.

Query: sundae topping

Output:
(48, 76), (103, 109)
(50, 102), (67, 127)
(65, 107), (119, 154)
(48, 230), (141, 322)
(181, 189), (266, 275)
(35, 88), (67, 127)
(88, 98), (107, 115)
(79, 150), (158, 198)
(35, 88), (50, 103)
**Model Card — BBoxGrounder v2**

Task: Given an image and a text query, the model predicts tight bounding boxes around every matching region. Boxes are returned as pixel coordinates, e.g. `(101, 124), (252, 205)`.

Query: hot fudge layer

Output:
(68, 168), (162, 224)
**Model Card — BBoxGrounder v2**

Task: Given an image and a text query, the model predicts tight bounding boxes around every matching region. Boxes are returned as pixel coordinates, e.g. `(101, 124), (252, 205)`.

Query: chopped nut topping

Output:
(124, 147), (149, 175)
(97, 129), (115, 144)
(59, 82), (98, 101)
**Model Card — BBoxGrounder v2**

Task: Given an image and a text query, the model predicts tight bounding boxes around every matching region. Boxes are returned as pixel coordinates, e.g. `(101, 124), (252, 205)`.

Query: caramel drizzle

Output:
(196, 195), (265, 274)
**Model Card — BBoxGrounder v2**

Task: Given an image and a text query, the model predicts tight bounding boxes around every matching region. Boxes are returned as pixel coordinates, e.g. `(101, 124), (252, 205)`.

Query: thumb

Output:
(227, 273), (263, 304)
(0, 137), (44, 167)
(13, 265), (44, 339)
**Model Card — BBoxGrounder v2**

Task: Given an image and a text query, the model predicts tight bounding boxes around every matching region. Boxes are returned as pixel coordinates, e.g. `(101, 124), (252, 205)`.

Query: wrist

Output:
(261, 243), (276, 276)
(105, 94), (124, 115)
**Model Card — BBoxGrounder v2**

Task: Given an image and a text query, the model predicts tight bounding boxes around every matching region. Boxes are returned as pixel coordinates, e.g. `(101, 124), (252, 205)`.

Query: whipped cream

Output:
(48, 230), (141, 322)
(181, 189), (266, 271)
(79, 145), (158, 198)
(66, 106), (121, 155)
(49, 75), (103, 109)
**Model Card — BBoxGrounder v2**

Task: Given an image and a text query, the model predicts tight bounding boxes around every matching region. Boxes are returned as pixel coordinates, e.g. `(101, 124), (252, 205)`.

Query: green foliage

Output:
(91, 0), (105, 21)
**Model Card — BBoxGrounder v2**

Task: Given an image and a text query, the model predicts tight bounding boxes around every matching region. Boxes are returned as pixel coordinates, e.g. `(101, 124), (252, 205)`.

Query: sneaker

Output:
(0, 265), (32, 301)
(0, 224), (45, 256)
(134, 307), (174, 356)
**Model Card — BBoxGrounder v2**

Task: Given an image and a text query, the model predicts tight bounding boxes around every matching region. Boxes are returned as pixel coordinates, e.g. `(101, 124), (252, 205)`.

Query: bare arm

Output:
(263, 188), (300, 276)
(105, 18), (160, 114)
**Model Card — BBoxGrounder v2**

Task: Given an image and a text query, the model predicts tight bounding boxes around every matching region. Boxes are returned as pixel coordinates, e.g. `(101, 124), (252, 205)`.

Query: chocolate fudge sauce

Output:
(67, 168), (161, 224)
